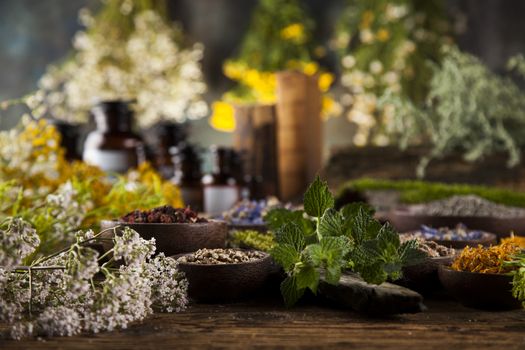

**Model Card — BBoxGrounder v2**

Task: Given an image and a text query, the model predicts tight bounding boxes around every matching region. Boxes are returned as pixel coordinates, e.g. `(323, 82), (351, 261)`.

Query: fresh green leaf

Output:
(376, 223), (400, 249)
(357, 262), (388, 285)
(349, 207), (382, 244)
(280, 275), (305, 308)
(274, 223), (305, 251)
(318, 208), (345, 237)
(270, 244), (301, 272)
(340, 202), (375, 220)
(305, 243), (323, 266)
(325, 264), (342, 285)
(296, 265), (320, 293)
(303, 176), (334, 218)
(399, 240), (427, 266)
(265, 208), (315, 237)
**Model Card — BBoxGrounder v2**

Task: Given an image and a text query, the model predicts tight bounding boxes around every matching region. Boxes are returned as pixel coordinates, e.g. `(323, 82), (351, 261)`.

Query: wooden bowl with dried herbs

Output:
(438, 240), (525, 310)
(175, 248), (273, 302)
(100, 205), (228, 256)
(396, 234), (456, 294)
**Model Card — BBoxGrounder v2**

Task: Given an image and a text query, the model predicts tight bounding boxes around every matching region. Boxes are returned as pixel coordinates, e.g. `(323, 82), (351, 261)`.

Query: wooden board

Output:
(2, 297), (525, 349)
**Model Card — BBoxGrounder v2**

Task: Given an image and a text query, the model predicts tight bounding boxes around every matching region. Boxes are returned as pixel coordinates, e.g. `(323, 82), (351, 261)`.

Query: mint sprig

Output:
(268, 175), (424, 307)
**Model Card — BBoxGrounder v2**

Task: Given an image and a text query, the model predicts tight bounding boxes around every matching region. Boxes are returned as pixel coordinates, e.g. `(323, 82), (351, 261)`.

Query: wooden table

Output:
(2, 297), (525, 350)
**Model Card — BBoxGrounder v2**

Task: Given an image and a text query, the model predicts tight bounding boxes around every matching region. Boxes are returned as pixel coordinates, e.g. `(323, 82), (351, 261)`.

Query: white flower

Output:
(342, 55), (356, 69)
(385, 4), (408, 21)
(369, 60), (383, 74)
(359, 29), (374, 44)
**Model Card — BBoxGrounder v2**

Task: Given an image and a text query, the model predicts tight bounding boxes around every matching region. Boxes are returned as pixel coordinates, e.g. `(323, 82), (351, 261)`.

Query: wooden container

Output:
(275, 71), (322, 201)
(233, 104), (279, 197)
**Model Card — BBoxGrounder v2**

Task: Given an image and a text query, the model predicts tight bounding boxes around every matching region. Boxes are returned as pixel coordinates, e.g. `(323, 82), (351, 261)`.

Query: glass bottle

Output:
(202, 146), (240, 216)
(172, 143), (204, 212)
(82, 100), (144, 173)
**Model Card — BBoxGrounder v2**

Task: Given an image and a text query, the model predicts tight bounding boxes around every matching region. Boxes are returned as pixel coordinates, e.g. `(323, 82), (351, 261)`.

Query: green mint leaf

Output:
(376, 223), (400, 250)
(265, 208), (315, 237)
(325, 264), (342, 285)
(399, 240), (427, 266)
(340, 202), (375, 220)
(275, 223), (305, 251)
(270, 244), (301, 272)
(305, 243), (323, 266)
(350, 207), (383, 244)
(296, 265), (320, 293)
(318, 208), (345, 237)
(280, 275), (305, 308)
(303, 176), (334, 218)
(356, 261), (388, 285)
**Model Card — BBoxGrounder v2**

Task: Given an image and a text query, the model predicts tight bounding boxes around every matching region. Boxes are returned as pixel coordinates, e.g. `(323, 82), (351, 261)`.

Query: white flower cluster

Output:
(1, 224), (189, 339)
(38, 9), (208, 128)
(0, 218), (40, 268)
(45, 181), (87, 241)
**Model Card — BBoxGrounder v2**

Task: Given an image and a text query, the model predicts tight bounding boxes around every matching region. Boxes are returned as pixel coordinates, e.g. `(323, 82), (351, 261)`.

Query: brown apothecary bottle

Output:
(83, 100), (144, 173)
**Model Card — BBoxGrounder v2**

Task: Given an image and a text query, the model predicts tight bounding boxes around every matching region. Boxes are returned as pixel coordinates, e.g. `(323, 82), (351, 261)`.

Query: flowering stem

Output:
(31, 226), (119, 267)
(28, 267), (32, 318)
(97, 249), (114, 262)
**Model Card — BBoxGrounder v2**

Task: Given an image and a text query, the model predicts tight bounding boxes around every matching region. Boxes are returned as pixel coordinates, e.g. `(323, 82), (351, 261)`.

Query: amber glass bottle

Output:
(202, 146), (240, 215)
(83, 100), (144, 173)
(172, 143), (204, 212)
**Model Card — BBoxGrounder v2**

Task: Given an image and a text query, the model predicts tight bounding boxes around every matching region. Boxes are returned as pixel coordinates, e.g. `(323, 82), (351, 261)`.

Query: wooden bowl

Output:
(175, 250), (273, 302)
(438, 265), (521, 310)
(100, 220), (227, 256)
(397, 255), (455, 294)
(388, 207), (525, 238)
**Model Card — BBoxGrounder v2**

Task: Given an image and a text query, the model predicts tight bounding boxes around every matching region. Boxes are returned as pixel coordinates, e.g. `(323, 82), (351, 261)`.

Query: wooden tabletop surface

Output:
(2, 296), (525, 350)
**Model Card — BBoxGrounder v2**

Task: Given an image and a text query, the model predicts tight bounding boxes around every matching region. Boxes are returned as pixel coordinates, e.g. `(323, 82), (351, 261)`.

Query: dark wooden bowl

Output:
(397, 255), (455, 294)
(438, 265), (522, 310)
(388, 206), (525, 238)
(175, 251), (273, 302)
(403, 230), (497, 249)
(100, 220), (228, 256)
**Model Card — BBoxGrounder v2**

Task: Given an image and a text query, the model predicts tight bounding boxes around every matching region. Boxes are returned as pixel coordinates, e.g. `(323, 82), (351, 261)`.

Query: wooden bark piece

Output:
(318, 273), (425, 315)
(276, 71), (322, 201)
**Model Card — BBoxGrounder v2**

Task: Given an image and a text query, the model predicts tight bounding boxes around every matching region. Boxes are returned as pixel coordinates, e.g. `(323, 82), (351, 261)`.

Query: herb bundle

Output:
(267, 176), (425, 307)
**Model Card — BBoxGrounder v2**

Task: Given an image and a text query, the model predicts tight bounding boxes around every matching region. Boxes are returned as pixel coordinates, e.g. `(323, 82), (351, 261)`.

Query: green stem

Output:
(32, 226), (119, 267)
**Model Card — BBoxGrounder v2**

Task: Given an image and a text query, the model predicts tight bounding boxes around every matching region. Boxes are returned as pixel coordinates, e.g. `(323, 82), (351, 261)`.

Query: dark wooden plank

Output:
(1, 298), (525, 350)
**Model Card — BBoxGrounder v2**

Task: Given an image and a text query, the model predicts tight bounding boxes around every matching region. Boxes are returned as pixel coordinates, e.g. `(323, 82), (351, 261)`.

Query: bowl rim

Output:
(173, 249), (271, 268)
(391, 206), (525, 221)
(100, 219), (226, 227)
(438, 264), (514, 278)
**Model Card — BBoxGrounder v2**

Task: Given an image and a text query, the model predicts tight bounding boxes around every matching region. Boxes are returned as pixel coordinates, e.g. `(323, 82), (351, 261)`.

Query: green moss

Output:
(230, 230), (276, 252)
(337, 178), (525, 208)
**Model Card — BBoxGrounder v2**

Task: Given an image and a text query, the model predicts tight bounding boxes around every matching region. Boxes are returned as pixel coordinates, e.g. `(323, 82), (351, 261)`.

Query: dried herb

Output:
(120, 205), (207, 224)
(451, 242), (520, 274)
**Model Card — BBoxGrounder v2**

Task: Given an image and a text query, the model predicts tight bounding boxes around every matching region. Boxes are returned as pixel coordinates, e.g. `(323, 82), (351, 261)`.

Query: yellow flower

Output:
(377, 28), (390, 42)
(318, 73), (334, 92)
(302, 62), (319, 76)
(360, 10), (375, 29)
(223, 61), (245, 80)
(280, 23), (306, 43)
(209, 101), (236, 132)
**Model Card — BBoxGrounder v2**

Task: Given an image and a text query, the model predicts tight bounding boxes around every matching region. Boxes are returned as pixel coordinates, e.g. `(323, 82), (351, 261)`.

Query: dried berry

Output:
(120, 205), (207, 224)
